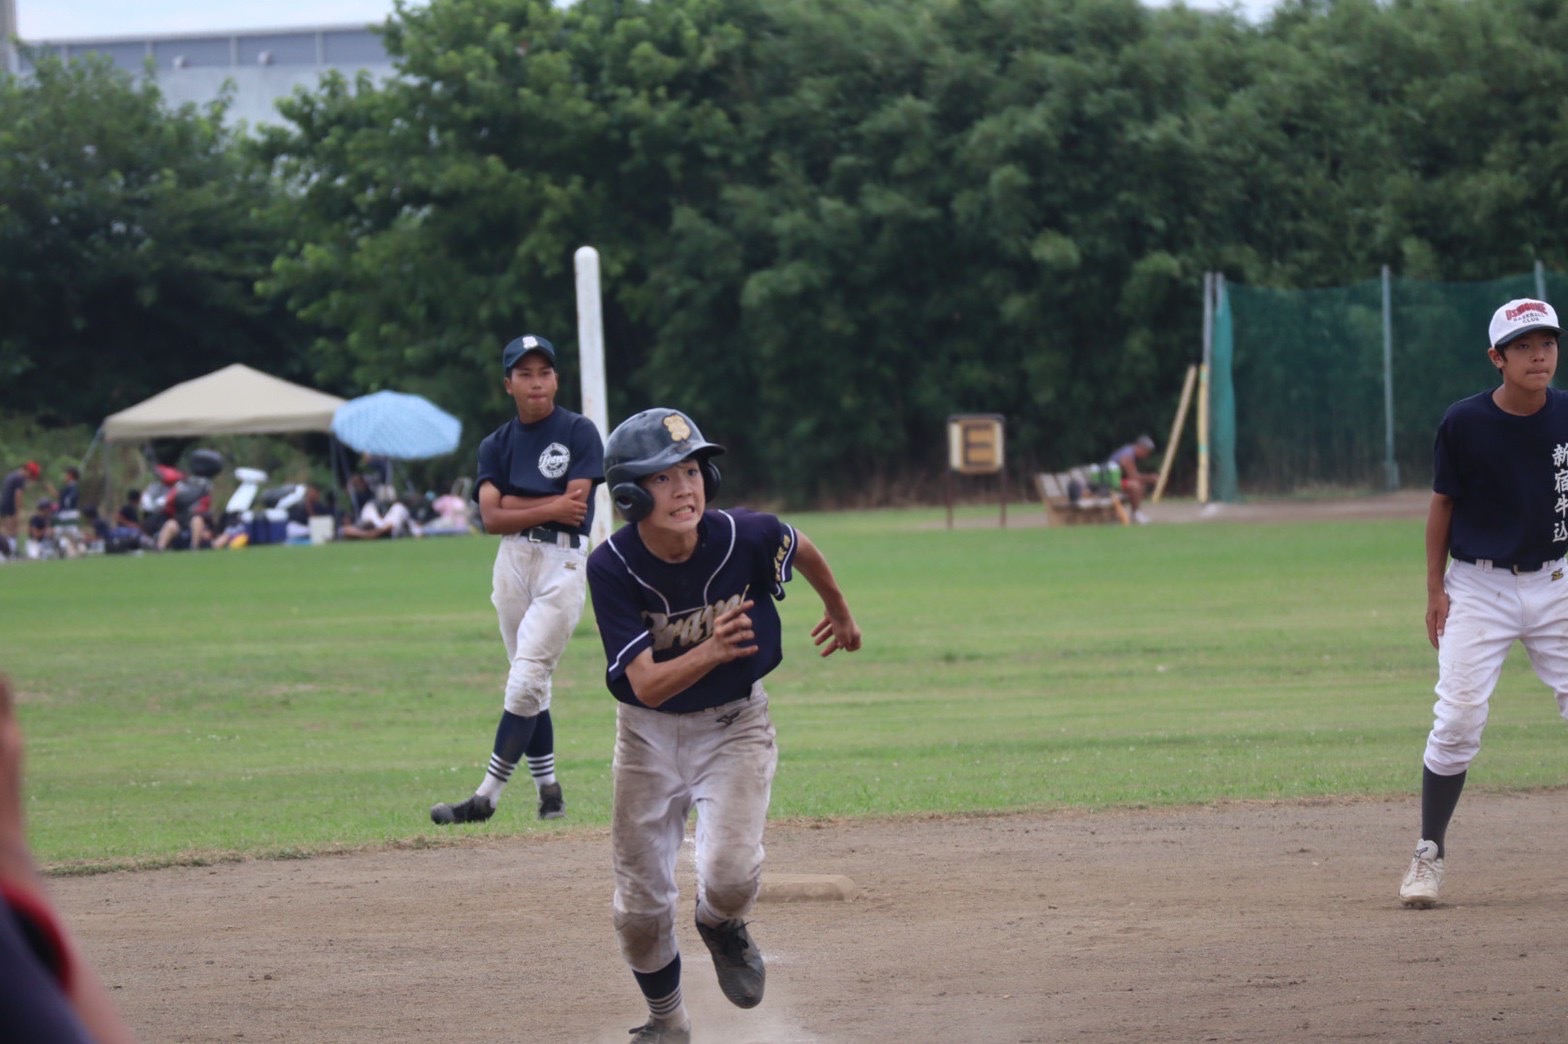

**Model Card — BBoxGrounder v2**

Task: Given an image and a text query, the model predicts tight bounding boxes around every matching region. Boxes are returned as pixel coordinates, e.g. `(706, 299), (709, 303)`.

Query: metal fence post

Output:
(1382, 265), (1399, 491)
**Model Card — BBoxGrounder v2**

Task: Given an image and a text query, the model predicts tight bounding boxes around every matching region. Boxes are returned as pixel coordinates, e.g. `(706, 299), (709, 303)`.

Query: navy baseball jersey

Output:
(1434, 387), (1568, 566)
(475, 406), (604, 536)
(587, 508), (798, 713)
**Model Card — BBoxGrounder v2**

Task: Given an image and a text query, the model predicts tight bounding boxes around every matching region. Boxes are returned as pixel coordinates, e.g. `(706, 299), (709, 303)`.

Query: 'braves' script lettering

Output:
(644, 592), (749, 652)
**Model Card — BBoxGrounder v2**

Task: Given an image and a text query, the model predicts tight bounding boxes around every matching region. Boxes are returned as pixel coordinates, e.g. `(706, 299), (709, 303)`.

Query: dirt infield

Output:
(49, 790), (1568, 1043)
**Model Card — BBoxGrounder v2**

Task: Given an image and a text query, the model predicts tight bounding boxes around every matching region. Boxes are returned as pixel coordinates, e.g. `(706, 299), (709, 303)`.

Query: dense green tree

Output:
(258, 0), (761, 453)
(0, 53), (309, 426)
(246, 0), (1568, 499)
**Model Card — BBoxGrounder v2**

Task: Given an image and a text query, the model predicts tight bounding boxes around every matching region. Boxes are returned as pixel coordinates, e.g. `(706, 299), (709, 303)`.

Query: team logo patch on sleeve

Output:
(538, 443), (571, 478)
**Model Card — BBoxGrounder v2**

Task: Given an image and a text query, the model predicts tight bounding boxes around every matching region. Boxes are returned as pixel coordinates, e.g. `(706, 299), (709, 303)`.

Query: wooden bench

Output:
(1035, 469), (1129, 526)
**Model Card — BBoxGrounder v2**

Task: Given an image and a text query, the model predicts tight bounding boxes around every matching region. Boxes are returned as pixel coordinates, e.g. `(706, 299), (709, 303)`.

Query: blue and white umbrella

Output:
(331, 391), (462, 460)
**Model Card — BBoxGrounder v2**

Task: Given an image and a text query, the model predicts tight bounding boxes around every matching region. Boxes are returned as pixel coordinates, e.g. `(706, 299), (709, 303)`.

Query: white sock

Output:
(475, 753), (516, 805)
(527, 753), (556, 789)
(647, 987), (686, 1027)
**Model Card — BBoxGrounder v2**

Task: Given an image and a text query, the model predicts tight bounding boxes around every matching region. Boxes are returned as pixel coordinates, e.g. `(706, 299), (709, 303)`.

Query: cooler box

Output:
(247, 509), (288, 545)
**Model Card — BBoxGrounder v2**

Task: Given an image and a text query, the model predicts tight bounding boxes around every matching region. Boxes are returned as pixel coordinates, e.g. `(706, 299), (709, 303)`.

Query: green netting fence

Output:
(1209, 267), (1568, 500)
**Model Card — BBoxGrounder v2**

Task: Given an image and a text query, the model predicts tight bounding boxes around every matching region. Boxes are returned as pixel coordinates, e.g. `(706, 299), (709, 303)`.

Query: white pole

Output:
(574, 245), (613, 549)
(1, 0), (18, 77)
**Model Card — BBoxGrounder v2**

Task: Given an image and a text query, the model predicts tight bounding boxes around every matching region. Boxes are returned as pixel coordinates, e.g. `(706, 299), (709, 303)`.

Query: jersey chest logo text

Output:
(538, 443), (570, 479)
(644, 592), (747, 652)
(1554, 442), (1568, 544)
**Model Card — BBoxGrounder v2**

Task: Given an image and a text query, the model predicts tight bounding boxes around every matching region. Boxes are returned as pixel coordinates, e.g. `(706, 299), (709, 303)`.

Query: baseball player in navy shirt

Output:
(587, 408), (861, 1044)
(431, 334), (604, 826)
(1400, 299), (1568, 907)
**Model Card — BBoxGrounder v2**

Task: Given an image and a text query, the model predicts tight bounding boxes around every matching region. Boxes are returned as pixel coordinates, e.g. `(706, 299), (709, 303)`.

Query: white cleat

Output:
(1399, 839), (1444, 908)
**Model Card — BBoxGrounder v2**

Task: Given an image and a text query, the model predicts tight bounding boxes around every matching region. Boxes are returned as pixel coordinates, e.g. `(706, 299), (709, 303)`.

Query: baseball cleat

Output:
(537, 781), (566, 820)
(429, 794), (495, 825)
(1399, 839), (1444, 908)
(626, 1019), (690, 1043)
(696, 918), (765, 1008)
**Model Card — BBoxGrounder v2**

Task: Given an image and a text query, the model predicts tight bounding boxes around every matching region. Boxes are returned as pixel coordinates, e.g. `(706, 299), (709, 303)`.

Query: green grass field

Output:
(5, 506), (1566, 872)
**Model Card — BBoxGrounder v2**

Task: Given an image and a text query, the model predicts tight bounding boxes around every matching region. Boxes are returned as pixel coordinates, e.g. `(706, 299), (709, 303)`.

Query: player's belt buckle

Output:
(525, 526), (578, 548)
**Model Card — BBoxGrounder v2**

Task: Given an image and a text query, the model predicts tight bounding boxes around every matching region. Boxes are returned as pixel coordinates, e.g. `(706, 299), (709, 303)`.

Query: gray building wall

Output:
(19, 25), (397, 129)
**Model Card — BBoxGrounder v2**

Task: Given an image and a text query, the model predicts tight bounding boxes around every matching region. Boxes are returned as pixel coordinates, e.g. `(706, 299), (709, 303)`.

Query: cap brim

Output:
(1495, 323), (1562, 348)
(504, 348), (557, 369)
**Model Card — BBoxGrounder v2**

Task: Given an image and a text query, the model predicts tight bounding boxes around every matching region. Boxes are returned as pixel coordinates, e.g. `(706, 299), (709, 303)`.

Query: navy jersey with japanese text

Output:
(1434, 388), (1568, 566)
(586, 509), (798, 713)
(475, 407), (604, 536)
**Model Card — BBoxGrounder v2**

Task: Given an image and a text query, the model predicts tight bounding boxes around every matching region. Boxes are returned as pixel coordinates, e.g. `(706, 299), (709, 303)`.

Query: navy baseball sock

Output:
(526, 709), (556, 787)
(475, 710), (538, 805)
(1420, 765), (1467, 858)
(634, 955), (686, 1025)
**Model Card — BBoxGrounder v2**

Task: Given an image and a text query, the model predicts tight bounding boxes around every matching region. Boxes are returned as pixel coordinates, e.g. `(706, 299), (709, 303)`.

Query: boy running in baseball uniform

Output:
(431, 334), (604, 825)
(586, 408), (861, 1043)
(1399, 299), (1568, 907)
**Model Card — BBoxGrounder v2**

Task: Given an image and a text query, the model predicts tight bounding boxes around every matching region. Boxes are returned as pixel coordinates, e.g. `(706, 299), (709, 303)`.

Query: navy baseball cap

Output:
(502, 334), (557, 372)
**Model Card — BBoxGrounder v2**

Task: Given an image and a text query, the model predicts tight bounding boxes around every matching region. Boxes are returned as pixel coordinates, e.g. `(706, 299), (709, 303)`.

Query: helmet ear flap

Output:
(612, 481), (654, 523)
(701, 459), (721, 501)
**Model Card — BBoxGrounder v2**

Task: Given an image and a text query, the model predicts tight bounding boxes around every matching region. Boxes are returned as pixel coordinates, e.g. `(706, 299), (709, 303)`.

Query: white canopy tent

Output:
(101, 363), (346, 442)
(89, 364), (349, 518)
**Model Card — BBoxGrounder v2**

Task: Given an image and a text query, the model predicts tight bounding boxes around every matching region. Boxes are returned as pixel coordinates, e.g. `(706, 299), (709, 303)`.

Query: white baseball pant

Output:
(611, 683), (778, 973)
(359, 500), (415, 535)
(491, 533), (587, 717)
(1426, 557), (1568, 775)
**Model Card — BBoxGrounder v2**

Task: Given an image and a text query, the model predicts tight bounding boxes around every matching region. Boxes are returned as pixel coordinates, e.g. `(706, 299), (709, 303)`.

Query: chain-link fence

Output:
(1209, 266), (1568, 499)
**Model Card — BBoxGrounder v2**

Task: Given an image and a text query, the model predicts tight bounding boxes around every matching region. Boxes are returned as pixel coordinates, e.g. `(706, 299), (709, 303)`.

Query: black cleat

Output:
(537, 782), (565, 820)
(430, 794), (495, 825)
(696, 918), (765, 1008)
(627, 1020), (690, 1044)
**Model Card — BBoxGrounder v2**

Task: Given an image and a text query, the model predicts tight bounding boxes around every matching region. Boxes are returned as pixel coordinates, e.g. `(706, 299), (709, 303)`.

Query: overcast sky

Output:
(22, 0), (1282, 40)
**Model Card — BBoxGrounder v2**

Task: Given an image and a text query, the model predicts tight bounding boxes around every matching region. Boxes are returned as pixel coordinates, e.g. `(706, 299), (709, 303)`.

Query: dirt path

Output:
(49, 790), (1568, 1043)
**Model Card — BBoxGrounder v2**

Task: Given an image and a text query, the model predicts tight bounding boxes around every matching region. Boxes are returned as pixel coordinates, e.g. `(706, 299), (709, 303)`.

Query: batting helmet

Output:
(604, 408), (724, 522)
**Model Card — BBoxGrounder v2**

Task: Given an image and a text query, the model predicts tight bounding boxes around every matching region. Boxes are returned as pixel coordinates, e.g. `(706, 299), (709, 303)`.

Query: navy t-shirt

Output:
(0, 900), (94, 1044)
(586, 509), (798, 713)
(1434, 388), (1568, 566)
(475, 406), (604, 536)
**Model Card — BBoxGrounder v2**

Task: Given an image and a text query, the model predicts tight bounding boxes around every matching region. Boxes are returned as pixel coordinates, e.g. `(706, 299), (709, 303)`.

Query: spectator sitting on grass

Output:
(115, 490), (141, 531)
(156, 510), (213, 551)
(285, 484), (335, 541)
(346, 473), (376, 524)
(340, 493), (422, 540)
(26, 500), (56, 559)
(79, 506), (111, 552)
